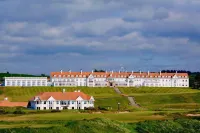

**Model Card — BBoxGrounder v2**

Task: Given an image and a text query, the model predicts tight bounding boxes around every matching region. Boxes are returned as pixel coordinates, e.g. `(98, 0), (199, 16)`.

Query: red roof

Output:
(30, 92), (92, 101)
(0, 100), (27, 107)
(51, 71), (188, 78)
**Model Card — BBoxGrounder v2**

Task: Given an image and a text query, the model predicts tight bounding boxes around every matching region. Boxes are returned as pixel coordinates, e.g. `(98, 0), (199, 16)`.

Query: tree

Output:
(41, 74), (46, 77)
(94, 69), (105, 72)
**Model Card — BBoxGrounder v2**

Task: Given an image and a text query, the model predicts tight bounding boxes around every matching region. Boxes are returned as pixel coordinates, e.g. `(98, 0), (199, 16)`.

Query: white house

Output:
(4, 77), (48, 87)
(50, 70), (189, 87)
(28, 89), (95, 110)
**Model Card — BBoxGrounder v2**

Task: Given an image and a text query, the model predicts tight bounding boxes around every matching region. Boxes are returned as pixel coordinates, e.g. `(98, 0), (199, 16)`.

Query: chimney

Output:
(62, 89), (65, 93)
(60, 70), (63, 74)
(160, 71), (161, 76)
(92, 70), (94, 73)
(132, 70), (133, 74)
(140, 70), (141, 75)
(106, 70), (107, 73)
(69, 69), (71, 73)
(112, 70), (113, 73)
(119, 70), (120, 74)
(148, 71), (150, 76)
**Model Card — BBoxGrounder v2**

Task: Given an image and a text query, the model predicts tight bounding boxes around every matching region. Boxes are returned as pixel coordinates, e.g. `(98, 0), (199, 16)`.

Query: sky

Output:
(0, 0), (200, 74)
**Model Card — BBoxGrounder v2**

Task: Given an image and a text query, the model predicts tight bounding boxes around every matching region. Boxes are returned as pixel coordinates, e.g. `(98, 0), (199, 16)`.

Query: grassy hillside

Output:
(0, 118), (200, 133)
(119, 87), (199, 94)
(0, 87), (129, 110)
(1, 86), (200, 110)
(119, 87), (200, 110)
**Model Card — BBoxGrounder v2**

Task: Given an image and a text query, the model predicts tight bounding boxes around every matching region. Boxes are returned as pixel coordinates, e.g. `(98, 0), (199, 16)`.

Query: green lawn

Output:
(0, 111), (171, 122)
(118, 87), (200, 110)
(0, 86), (117, 101)
(119, 87), (199, 95)
(0, 87), (128, 110)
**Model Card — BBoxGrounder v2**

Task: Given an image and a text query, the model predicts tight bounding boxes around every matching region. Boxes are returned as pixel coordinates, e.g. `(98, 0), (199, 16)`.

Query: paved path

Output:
(112, 86), (140, 107)
(113, 86), (122, 94)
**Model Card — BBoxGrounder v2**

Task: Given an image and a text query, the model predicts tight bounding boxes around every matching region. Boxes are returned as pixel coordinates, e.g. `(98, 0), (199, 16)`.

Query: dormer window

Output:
(79, 75), (82, 77)
(76, 75), (78, 77)
(54, 75), (56, 77)
(63, 75), (65, 77)
(83, 75), (86, 78)
(121, 76), (123, 78)
(59, 75), (61, 77)
(142, 76), (144, 78)
(68, 75), (70, 77)
(71, 75), (74, 77)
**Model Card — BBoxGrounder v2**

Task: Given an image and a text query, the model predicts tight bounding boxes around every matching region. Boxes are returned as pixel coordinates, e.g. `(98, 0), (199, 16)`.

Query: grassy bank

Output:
(0, 117), (200, 133)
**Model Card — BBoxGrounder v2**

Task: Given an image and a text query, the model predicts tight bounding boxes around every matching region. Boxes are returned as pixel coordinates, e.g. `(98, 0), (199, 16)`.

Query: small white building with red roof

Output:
(28, 89), (94, 110)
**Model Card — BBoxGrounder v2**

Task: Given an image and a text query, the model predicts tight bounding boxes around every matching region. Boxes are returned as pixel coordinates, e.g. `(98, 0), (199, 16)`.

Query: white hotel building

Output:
(4, 77), (47, 87)
(51, 70), (189, 87)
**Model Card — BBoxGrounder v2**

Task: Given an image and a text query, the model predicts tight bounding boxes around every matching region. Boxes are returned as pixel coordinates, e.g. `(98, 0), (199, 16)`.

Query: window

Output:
(57, 101), (59, 104)
(84, 101), (87, 104)
(37, 101), (39, 104)
(56, 107), (59, 110)
(68, 101), (70, 104)
(72, 101), (74, 104)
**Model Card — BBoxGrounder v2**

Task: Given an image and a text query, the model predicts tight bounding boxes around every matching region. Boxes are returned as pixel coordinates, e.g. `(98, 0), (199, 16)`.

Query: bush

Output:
(51, 110), (61, 113)
(13, 109), (26, 114)
(85, 107), (98, 111)
(98, 106), (108, 111)
(0, 109), (8, 114)
(154, 112), (167, 116)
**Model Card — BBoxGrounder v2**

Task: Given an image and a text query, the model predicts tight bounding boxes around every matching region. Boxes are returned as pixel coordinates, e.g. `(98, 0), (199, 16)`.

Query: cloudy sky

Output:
(0, 0), (200, 74)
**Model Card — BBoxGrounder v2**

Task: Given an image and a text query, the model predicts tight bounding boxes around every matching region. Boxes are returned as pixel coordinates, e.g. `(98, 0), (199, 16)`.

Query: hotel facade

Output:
(4, 77), (48, 87)
(51, 70), (189, 87)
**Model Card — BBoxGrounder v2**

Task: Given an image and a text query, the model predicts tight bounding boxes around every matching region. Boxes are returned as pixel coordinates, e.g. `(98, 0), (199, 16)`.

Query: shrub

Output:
(85, 107), (98, 111)
(98, 106), (108, 111)
(0, 109), (8, 114)
(13, 109), (26, 114)
(51, 110), (61, 113)
(154, 112), (167, 116)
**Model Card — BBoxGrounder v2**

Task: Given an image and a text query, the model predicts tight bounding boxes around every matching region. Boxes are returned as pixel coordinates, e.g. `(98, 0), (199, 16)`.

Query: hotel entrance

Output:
(108, 82), (115, 87)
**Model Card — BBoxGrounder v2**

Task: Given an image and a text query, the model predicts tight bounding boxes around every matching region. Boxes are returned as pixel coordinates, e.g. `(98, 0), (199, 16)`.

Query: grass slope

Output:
(0, 87), (129, 110)
(119, 87), (199, 94)
(1, 118), (200, 133)
(119, 87), (200, 110)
